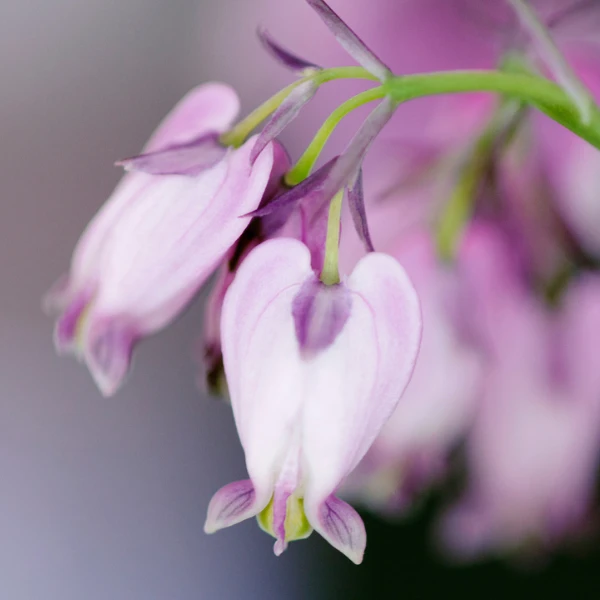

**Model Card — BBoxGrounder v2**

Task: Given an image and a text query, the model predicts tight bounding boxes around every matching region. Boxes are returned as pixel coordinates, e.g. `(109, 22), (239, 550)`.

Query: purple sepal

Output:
(347, 169), (375, 253)
(257, 27), (321, 73)
(249, 158), (337, 219)
(322, 97), (396, 205)
(204, 480), (260, 534)
(306, 0), (391, 81)
(116, 133), (227, 176)
(292, 277), (353, 354)
(251, 80), (318, 164)
(316, 495), (366, 564)
(85, 318), (137, 397)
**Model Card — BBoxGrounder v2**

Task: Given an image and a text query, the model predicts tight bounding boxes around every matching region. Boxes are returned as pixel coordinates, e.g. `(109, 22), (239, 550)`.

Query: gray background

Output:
(0, 1), (340, 598)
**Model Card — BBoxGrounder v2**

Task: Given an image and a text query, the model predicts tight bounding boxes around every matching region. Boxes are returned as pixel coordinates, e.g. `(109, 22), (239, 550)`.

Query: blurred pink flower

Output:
(45, 83), (277, 396)
(204, 238), (421, 563)
(344, 230), (484, 512)
(439, 228), (600, 559)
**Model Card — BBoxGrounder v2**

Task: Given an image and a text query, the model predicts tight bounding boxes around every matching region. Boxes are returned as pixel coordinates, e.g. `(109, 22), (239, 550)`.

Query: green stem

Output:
(220, 66), (377, 148)
(285, 87), (386, 186)
(436, 101), (524, 260)
(385, 70), (600, 149)
(321, 190), (344, 286)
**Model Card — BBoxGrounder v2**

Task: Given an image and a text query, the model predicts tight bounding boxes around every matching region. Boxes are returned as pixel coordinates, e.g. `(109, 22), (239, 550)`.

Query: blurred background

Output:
(1, 0), (600, 598)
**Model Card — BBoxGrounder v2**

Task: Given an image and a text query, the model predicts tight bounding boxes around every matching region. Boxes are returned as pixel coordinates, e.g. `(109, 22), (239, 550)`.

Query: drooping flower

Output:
(44, 83), (278, 396)
(439, 229), (600, 559)
(204, 238), (421, 563)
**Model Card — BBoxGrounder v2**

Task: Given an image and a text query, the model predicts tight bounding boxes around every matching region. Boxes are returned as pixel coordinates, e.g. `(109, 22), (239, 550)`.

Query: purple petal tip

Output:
(257, 27), (321, 73)
(117, 134), (226, 176)
(250, 80), (318, 165)
(347, 170), (375, 253)
(306, 0), (391, 81)
(315, 495), (366, 564)
(85, 318), (136, 397)
(204, 480), (259, 534)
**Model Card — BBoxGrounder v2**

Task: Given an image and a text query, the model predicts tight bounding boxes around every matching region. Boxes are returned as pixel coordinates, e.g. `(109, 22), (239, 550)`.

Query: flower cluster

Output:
(45, 0), (600, 563)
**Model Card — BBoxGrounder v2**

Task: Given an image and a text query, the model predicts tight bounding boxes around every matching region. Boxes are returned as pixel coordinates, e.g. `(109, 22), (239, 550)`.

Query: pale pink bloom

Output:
(204, 238), (421, 563)
(45, 83), (276, 396)
(440, 230), (600, 559)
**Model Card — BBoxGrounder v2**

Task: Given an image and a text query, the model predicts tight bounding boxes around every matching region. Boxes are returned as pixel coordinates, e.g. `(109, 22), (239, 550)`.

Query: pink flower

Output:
(204, 238), (421, 563)
(439, 229), (600, 559)
(45, 83), (277, 396)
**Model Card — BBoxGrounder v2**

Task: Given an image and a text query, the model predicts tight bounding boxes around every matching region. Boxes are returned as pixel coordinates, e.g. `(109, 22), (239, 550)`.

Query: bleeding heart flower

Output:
(44, 83), (277, 396)
(204, 237), (421, 563)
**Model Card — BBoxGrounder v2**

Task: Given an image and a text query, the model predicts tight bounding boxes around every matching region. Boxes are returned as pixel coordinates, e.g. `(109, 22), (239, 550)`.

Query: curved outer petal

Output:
(87, 137), (274, 332)
(347, 232), (483, 512)
(45, 83), (240, 313)
(302, 252), (422, 506)
(220, 239), (314, 498)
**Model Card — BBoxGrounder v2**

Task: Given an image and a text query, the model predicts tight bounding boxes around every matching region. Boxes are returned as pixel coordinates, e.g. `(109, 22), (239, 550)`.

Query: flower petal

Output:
(83, 316), (137, 397)
(145, 83), (240, 152)
(307, 495), (366, 564)
(250, 158), (337, 218)
(90, 138), (274, 334)
(301, 251), (422, 504)
(116, 134), (227, 176)
(347, 169), (375, 253)
(204, 480), (268, 534)
(220, 239), (314, 493)
(321, 97), (396, 206)
(306, 0), (391, 81)
(250, 80), (318, 164)
(45, 83), (240, 316)
(292, 277), (352, 353)
(257, 27), (321, 73)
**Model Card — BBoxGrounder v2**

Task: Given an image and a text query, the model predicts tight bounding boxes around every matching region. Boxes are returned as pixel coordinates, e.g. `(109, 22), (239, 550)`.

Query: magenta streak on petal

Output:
(292, 277), (353, 353)
(347, 169), (375, 253)
(116, 133), (227, 176)
(306, 0), (391, 81)
(251, 81), (318, 164)
(257, 27), (321, 73)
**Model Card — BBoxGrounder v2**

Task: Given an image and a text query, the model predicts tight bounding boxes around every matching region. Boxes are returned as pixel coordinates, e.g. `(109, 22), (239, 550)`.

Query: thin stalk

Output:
(220, 66), (377, 147)
(385, 70), (600, 149)
(321, 190), (344, 286)
(285, 87), (386, 186)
